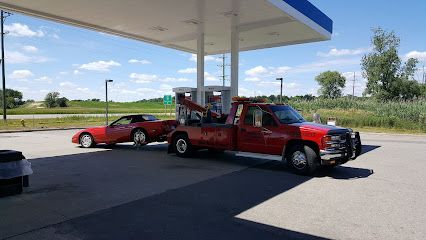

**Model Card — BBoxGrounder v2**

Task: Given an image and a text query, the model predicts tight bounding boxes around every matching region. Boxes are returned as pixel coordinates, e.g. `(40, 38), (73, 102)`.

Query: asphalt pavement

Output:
(0, 130), (425, 240)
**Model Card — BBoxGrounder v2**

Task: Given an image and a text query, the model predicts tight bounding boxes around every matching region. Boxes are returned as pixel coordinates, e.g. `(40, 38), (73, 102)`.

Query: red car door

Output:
(106, 116), (133, 143)
(237, 106), (268, 154)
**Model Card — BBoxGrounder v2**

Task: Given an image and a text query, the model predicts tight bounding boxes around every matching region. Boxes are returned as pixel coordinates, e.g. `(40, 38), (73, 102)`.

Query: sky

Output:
(3, 0), (426, 101)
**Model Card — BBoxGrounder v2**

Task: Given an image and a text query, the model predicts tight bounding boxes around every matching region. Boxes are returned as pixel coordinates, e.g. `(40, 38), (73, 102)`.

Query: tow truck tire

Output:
(286, 144), (318, 175)
(174, 134), (193, 157)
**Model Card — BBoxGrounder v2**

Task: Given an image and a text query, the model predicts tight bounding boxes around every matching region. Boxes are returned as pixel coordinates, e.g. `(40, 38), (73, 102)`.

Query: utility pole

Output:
(276, 77), (283, 103)
(105, 79), (113, 125)
(217, 54), (229, 87)
(1, 10), (11, 121)
(352, 72), (356, 99)
(423, 65), (425, 84)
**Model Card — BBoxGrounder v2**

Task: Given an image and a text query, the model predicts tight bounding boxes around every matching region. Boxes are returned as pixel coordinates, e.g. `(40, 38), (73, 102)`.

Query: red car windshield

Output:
(142, 115), (158, 121)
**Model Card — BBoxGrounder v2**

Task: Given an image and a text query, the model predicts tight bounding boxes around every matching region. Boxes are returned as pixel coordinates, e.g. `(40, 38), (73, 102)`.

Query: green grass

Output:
(290, 98), (426, 133)
(2, 101), (168, 115)
(0, 114), (174, 131)
(1, 99), (425, 134)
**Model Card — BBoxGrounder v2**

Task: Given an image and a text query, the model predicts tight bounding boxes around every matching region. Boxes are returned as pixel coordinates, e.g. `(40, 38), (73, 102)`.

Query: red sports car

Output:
(72, 114), (177, 148)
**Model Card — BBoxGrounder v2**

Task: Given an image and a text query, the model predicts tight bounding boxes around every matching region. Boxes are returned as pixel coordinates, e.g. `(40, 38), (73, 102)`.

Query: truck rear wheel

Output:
(286, 144), (319, 175)
(174, 134), (193, 157)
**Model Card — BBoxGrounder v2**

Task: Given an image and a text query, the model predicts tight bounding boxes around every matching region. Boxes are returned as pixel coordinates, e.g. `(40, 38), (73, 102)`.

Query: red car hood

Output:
(73, 126), (106, 135)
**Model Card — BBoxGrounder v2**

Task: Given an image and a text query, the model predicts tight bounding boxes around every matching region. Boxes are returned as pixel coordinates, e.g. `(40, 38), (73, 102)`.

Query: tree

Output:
(315, 71), (346, 98)
(0, 88), (24, 109)
(44, 92), (60, 108)
(57, 97), (69, 107)
(362, 27), (420, 100)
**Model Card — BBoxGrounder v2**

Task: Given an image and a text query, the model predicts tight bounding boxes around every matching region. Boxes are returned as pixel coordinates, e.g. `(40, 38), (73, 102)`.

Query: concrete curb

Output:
(0, 127), (84, 134)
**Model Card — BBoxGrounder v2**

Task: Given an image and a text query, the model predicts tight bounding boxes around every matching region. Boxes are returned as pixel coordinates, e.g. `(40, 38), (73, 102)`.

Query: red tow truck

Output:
(168, 97), (361, 175)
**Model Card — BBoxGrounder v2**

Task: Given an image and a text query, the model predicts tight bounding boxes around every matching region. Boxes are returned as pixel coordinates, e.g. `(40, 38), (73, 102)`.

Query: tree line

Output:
(315, 27), (426, 100)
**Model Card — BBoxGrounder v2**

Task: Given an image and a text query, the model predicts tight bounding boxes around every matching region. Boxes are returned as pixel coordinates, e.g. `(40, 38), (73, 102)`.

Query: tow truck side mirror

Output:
(253, 109), (263, 128)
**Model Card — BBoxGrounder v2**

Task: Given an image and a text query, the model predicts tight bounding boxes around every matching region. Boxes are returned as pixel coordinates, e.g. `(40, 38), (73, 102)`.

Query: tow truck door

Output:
(238, 106), (268, 153)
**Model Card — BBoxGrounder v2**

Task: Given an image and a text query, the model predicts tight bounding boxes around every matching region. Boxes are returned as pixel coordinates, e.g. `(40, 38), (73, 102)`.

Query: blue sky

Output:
(4, 0), (426, 101)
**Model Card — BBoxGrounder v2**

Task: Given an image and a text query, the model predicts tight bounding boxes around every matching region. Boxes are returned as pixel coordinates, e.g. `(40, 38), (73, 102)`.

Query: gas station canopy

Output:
(0, 0), (332, 55)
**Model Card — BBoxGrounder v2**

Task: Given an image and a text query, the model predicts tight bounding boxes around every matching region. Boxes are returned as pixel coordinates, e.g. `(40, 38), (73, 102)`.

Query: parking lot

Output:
(1, 130), (425, 240)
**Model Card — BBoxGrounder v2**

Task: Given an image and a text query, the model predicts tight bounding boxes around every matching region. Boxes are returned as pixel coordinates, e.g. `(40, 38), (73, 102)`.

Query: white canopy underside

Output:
(0, 0), (331, 55)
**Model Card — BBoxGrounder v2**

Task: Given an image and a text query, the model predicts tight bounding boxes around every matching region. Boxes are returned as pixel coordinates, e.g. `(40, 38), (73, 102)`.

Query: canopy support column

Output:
(230, 11), (240, 98)
(196, 32), (205, 105)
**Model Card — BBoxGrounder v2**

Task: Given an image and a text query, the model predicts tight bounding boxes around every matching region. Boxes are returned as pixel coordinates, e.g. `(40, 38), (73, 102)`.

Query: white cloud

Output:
(178, 68), (197, 74)
(189, 54), (221, 62)
(244, 77), (261, 82)
(204, 72), (218, 82)
(59, 71), (68, 75)
(256, 81), (298, 89)
(59, 81), (77, 88)
(130, 73), (190, 83)
(317, 47), (368, 57)
(76, 87), (90, 92)
(5, 23), (44, 37)
(238, 87), (263, 97)
(128, 59), (151, 64)
(161, 77), (190, 82)
(244, 65), (291, 78)
(79, 60), (121, 72)
(73, 70), (83, 75)
(129, 73), (158, 83)
(22, 45), (38, 53)
(9, 70), (34, 79)
(109, 86), (174, 102)
(50, 33), (60, 39)
(405, 51), (426, 61)
(5, 51), (50, 64)
(245, 66), (268, 77)
(34, 76), (52, 84)
(177, 68), (217, 82)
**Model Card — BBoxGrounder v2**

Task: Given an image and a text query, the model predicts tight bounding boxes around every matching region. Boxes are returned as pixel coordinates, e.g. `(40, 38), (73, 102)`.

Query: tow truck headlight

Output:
(322, 135), (341, 149)
(324, 135), (340, 142)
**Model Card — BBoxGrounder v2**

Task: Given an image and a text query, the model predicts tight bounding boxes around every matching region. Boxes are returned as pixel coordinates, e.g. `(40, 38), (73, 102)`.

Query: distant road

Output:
(6, 113), (175, 119)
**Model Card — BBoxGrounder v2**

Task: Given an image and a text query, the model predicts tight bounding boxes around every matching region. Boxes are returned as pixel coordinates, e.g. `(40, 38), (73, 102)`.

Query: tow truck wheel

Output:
(174, 134), (193, 157)
(80, 133), (94, 148)
(287, 144), (318, 175)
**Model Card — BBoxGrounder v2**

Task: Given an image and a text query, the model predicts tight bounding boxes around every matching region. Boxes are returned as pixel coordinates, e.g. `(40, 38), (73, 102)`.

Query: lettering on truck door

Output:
(238, 106), (268, 154)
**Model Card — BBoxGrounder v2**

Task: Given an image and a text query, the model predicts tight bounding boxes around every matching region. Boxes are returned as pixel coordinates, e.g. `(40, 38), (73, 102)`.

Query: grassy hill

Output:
(5, 101), (167, 115)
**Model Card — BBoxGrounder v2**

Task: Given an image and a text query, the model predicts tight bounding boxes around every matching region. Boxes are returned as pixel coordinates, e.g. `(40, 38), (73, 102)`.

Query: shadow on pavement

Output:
(42, 161), (329, 240)
(5, 144), (374, 239)
(360, 144), (381, 155)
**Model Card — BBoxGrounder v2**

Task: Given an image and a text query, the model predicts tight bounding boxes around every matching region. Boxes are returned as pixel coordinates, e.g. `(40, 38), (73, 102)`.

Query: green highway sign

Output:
(163, 95), (173, 105)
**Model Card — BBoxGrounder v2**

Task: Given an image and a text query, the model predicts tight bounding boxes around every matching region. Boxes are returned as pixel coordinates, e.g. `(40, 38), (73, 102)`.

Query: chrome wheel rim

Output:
(81, 135), (92, 148)
(176, 139), (187, 153)
(292, 151), (307, 170)
(134, 130), (146, 144)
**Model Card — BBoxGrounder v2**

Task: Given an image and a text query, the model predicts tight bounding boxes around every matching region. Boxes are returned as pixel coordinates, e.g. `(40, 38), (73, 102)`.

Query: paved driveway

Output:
(0, 130), (425, 239)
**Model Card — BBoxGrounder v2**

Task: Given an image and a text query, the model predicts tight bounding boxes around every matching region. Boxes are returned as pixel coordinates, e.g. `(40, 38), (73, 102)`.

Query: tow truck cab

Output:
(168, 99), (361, 175)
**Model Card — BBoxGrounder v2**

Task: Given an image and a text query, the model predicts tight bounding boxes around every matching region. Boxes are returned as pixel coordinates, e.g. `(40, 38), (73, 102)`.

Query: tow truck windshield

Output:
(270, 105), (306, 124)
